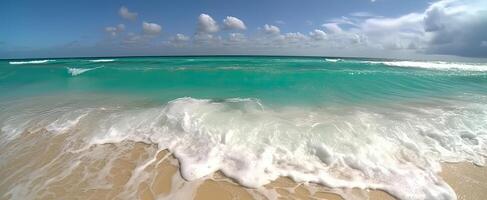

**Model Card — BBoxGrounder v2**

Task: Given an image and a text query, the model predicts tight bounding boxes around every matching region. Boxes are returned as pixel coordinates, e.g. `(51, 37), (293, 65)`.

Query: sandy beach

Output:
(3, 138), (484, 200)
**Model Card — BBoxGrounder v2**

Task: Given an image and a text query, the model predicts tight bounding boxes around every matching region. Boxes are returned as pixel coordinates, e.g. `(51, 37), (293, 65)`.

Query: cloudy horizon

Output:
(1, 0), (486, 61)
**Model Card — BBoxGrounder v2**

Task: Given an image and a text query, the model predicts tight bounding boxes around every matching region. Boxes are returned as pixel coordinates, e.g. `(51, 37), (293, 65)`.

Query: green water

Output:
(2, 56), (487, 200)
(1, 56), (487, 106)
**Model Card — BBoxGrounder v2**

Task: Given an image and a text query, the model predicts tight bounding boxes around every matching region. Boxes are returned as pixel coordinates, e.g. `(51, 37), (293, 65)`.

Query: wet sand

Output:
(139, 146), (487, 200)
(1, 138), (486, 200)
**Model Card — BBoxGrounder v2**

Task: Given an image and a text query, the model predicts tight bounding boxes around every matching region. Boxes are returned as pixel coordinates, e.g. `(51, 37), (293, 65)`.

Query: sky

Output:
(1, 0), (486, 60)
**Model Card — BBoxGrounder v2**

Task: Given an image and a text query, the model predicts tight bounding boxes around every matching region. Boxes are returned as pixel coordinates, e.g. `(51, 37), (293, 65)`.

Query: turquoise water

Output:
(2, 56), (487, 106)
(2, 56), (487, 200)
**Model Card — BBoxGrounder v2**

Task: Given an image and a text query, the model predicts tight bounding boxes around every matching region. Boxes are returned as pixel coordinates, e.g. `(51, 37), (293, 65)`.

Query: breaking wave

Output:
(9, 60), (55, 65)
(67, 66), (103, 76)
(325, 58), (342, 62)
(364, 60), (487, 71)
(86, 97), (486, 199)
(89, 59), (115, 63)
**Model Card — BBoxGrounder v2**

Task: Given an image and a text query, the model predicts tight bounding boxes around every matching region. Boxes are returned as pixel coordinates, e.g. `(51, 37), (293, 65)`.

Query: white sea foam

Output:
(2, 96), (486, 200)
(325, 58), (342, 62)
(365, 60), (487, 71)
(9, 60), (55, 65)
(89, 59), (115, 63)
(84, 97), (487, 200)
(45, 109), (91, 134)
(67, 66), (103, 76)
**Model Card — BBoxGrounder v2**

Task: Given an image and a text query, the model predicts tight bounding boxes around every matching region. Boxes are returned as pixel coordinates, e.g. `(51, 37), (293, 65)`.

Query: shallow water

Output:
(1, 56), (487, 199)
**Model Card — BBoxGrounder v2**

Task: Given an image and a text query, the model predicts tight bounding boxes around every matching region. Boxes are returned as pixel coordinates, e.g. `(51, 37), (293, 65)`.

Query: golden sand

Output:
(441, 163), (487, 200)
(1, 136), (486, 200)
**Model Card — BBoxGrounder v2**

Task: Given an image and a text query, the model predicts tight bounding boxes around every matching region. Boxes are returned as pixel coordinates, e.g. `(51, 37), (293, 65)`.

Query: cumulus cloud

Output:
(142, 21), (162, 35)
(119, 6), (138, 21)
(173, 33), (190, 42)
(93, 0), (486, 59)
(314, 0), (486, 57)
(422, 0), (487, 57)
(361, 13), (423, 33)
(169, 34), (190, 47)
(105, 24), (125, 36)
(279, 32), (308, 43)
(322, 23), (343, 34)
(223, 16), (247, 31)
(121, 32), (152, 46)
(309, 29), (327, 40)
(228, 33), (246, 42)
(262, 24), (280, 35)
(193, 33), (222, 46)
(198, 14), (219, 33)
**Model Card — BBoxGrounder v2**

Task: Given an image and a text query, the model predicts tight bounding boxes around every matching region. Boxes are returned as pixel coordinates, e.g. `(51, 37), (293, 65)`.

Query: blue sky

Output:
(1, 0), (486, 59)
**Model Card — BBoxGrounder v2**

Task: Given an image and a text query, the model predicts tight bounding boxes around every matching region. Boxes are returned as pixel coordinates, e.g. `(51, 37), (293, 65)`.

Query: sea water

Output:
(1, 56), (487, 199)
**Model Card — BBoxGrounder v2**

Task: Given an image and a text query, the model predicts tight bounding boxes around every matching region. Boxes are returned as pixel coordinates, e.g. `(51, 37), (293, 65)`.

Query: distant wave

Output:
(217, 66), (244, 70)
(89, 59), (115, 63)
(67, 66), (103, 76)
(9, 60), (55, 65)
(325, 58), (342, 62)
(365, 60), (487, 71)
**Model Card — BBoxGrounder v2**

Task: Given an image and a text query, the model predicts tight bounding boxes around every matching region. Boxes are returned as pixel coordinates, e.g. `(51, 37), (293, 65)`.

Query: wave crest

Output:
(67, 66), (103, 76)
(9, 60), (55, 65)
(325, 58), (342, 62)
(366, 60), (487, 71)
(89, 59), (115, 63)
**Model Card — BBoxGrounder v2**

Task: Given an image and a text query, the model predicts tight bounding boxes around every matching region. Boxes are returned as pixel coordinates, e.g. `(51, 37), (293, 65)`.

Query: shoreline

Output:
(2, 137), (486, 200)
(107, 143), (487, 200)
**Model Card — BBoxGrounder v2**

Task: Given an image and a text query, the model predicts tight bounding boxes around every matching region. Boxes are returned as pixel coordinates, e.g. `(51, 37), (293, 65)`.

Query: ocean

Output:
(1, 56), (487, 200)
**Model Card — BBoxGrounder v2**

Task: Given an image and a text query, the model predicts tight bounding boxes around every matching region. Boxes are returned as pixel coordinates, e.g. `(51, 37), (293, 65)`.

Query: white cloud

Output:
(122, 33), (145, 45)
(105, 24), (125, 36)
(96, 0), (486, 59)
(319, 0), (487, 57)
(422, 0), (487, 57)
(169, 34), (190, 47)
(174, 33), (189, 42)
(142, 21), (162, 35)
(119, 6), (138, 21)
(193, 33), (222, 46)
(262, 24), (280, 35)
(228, 33), (246, 42)
(328, 16), (357, 26)
(361, 13), (423, 33)
(280, 32), (308, 43)
(322, 23), (343, 34)
(309, 29), (327, 40)
(198, 14), (219, 33)
(223, 16), (247, 31)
